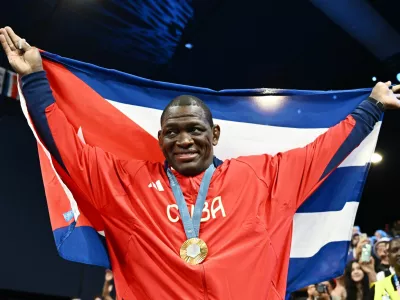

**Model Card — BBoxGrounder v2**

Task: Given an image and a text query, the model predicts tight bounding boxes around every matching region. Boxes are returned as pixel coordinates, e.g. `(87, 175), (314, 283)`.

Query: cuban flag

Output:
(18, 51), (380, 295)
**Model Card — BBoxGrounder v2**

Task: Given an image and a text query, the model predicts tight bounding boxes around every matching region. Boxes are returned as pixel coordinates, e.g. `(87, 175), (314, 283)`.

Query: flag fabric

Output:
(4, 69), (19, 99)
(18, 51), (380, 295)
(0, 67), (6, 94)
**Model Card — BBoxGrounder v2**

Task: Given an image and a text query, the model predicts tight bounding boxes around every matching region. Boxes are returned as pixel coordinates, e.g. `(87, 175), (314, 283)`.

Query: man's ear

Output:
(212, 125), (220, 146)
(158, 130), (162, 147)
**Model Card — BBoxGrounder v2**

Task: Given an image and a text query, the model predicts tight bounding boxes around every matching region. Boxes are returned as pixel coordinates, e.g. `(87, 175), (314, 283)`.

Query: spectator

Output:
(347, 232), (361, 262)
(353, 226), (361, 235)
(344, 259), (376, 300)
(375, 229), (388, 240)
(369, 237), (400, 299)
(101, 270), (114, 300)
(331, 276), (346, 299)
(391, 220), (400, 237)
(306, 280), (340, 300)
(374, 237), (394, 280)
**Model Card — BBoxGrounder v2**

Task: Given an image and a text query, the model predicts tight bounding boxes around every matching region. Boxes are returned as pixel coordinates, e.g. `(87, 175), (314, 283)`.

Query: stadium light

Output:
(253, 96), (286, 111)
(397, 73), (400, 82)
(372, 76), (377, 82)
(371, 152), (382, 164)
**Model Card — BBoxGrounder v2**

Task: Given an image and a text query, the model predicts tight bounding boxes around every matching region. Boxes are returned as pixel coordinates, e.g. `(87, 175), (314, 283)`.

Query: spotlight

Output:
(372, 76), (377, 82)
(185, 43), (193, 49)
(371, 152), (382, 164)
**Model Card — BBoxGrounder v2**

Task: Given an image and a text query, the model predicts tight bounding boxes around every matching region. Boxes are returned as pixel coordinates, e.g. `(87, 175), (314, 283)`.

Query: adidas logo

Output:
(148, 180), (164, 191)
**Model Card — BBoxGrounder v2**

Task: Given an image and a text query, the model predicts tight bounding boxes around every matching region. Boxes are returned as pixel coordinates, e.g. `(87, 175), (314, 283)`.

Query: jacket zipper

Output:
(201, 265), (209, 300)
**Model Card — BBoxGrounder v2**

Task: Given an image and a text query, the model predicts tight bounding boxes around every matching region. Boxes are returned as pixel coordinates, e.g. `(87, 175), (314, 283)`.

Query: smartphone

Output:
(360, 243), (372, 262)
(316, 283), (328, 294)
(360, 233), (368, 242)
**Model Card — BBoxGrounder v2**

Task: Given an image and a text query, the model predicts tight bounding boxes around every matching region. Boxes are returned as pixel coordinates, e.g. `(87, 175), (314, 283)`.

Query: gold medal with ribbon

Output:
(166, 163), (215, 265)
(180, 238), (208, 265)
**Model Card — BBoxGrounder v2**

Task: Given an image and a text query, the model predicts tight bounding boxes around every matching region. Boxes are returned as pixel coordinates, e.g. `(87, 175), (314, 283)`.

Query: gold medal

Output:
(180, 237), (208, 265)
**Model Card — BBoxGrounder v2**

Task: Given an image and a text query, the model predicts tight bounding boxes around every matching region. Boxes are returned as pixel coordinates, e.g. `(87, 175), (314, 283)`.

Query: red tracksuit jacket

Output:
(21, 71), (382, 299)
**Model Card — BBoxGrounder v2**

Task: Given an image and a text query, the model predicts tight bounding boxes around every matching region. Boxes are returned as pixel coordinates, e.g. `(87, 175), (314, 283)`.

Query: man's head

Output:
(158, 95), (220, 176)
(388, 237), (400, 271)
(374, 237), (390, 262)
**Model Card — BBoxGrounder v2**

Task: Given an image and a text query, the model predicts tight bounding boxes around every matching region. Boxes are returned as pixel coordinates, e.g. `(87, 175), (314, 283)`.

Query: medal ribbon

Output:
(166, 163), (215, 239)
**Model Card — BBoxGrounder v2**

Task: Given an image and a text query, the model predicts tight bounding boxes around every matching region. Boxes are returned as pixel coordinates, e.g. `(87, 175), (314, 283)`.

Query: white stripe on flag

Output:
(107, 100), (380, 167)
(290, 201), (359, 258)
(18, 83), (81, 221)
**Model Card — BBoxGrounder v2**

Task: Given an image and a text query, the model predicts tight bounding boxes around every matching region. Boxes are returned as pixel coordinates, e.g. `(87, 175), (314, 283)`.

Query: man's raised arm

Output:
(0, 26), (129, 210)
(239, 81), (400, 210)
(286, 82), (400, 208)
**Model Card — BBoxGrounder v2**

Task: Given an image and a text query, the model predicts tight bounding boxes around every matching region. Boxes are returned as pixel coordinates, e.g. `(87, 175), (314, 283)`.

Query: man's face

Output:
(158, 105), (220, 176)
(389, 239), (400, 269)
(376, 242), (389, 260)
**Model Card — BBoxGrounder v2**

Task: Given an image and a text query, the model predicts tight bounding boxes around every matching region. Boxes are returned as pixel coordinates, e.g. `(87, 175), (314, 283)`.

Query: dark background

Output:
(1, 1), (400, 298)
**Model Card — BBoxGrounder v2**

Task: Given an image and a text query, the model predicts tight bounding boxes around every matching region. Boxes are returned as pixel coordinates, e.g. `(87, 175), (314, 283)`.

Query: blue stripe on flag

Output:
(298, 165), (367, 213)
(287, 241), (349, 293)
(41, 51), (372, 128)
(53, 226), (110, 268)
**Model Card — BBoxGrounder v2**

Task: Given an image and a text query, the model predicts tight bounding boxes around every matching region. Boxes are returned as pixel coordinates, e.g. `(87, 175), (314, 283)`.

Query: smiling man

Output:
(2, 26), (400, 300)
(369, 237), (400, 299)
(158, 95), (220, 176)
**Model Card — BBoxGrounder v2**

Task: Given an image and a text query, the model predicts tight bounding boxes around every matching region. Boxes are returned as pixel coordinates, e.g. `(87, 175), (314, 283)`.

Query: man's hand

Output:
(359, 256), (375, 274)
(370, 81), (400, 110)
(0, 26), (43, 76)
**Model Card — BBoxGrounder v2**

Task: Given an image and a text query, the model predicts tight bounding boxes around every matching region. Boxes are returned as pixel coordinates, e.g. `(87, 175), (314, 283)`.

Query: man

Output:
(369, 237), (400, 299)
(1, 26), (400, 300)
(375, 237), (394, 280)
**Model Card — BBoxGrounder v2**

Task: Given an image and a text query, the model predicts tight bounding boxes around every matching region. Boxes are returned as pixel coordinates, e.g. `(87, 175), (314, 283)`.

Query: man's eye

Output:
(165, 130), (176, 136)
(190, 127), (202, 134)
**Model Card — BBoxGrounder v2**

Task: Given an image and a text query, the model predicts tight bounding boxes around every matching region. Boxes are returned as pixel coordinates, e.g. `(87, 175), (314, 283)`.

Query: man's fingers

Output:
(392, 84), (400, 93)
(0, 31), (13, 56)
(385, 81), (392, 87)
(1, 28), (16, 51)
(5, 26), (30, 51)
(5, 26), (21, 48)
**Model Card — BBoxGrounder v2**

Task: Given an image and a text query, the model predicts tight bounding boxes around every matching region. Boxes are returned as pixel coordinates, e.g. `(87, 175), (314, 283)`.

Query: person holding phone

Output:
(344, 258), (377, 300)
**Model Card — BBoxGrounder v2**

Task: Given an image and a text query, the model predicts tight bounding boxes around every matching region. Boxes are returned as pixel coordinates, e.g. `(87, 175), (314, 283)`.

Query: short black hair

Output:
(160, 95), (214, 127)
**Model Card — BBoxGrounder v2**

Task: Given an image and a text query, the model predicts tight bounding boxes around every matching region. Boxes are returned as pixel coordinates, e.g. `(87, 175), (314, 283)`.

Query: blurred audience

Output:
(290, 221), (400, 300)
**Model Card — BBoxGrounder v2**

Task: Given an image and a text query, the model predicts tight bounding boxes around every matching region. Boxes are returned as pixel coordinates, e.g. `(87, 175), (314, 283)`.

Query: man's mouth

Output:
(174, 152), (198, 162)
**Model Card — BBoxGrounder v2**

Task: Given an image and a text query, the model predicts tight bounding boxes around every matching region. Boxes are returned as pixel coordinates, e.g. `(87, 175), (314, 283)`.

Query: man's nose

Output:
(176, 132), (194, 147)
